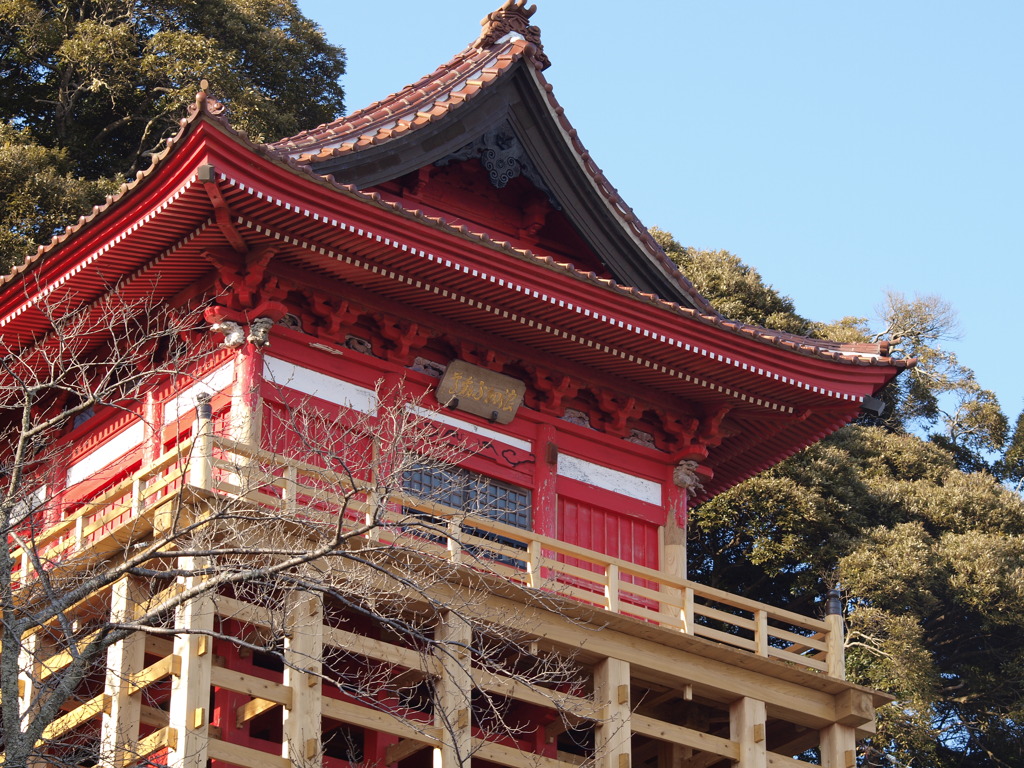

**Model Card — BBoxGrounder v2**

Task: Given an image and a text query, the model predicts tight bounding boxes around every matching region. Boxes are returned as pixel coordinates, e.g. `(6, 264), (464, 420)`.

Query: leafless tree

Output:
(0, 289), (595, 768)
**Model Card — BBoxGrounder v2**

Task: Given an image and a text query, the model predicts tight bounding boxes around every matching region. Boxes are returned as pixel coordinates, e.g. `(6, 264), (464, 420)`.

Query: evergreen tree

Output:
(657, 229), (1024, 766)
(0, 0), (345, 271)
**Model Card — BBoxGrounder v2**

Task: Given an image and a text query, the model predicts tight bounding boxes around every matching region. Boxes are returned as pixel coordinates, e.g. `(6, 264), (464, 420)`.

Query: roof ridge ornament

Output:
(189, 79), (229, 120)
(473, 0), (550, 70)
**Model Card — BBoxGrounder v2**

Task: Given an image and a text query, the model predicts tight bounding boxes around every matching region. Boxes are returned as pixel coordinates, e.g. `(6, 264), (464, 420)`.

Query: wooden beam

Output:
(235, 696), (280, 728)
(730, 697), (767, 768)
(39, 692), (109, 742)
(474, 738), (582, 768)
(126, 654), (180, 697)
(321, 695), (441, 745)
(594, 657), (631, 768)
(135, 726), (176, 762)
(385, 738), (430, 765)
(282, 591), (323, 765)
(210, 666), (293, 707)
(434, 611), (474, 768)
(167, 558), (214, 768)
(207, 737), (290, 768)
(632, 714), (738, 759)
(100, 575), (146, 768)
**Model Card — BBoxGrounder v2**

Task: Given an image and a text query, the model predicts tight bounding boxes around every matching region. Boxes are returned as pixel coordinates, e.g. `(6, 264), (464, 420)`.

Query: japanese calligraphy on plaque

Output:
(436, 360), (526, 424)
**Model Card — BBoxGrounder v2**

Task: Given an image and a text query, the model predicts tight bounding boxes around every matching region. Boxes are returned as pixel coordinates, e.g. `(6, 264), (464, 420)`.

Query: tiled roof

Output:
(267, 3), (909, 371)
(0, 40), (909, 373)
(268, 4), (718, 314)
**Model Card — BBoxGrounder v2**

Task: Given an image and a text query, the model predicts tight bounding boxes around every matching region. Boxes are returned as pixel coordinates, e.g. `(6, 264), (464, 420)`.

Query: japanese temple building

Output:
(1, 3), (910, 767)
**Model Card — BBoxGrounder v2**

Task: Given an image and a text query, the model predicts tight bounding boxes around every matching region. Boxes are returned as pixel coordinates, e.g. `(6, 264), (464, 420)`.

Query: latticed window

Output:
(402, 464), (531, 530)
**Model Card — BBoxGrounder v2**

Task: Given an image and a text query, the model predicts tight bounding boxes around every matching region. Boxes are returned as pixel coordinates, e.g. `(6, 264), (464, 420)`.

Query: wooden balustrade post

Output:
(99, 575), (145, 768)
(167, 559), (214, 768)
(682, 586), (694, 635)
(730, 696), (767, 768)
(433, 611), (473, 768)
(526, 540), (542, 589)
(594, 657), (631, 768)
(662, 463), (690, 631)
(191, 395), (213, 492)
(819, 723), (857, 768)
(825, 589), (846, 679)
(283, 591), (324, 766)
(754, 610), (769, 658)
(447, 518), (464, 563)
(605, 563), (620, 613)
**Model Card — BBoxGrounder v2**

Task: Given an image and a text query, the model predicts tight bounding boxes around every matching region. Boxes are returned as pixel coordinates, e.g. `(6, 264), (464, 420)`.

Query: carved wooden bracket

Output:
(526, 367), (579, 415)
(377, 317), (430, 363)
(309, 294), (361, 341)
(455, 341), (509, 372)
(591, 390), (640, 437)
(202, 247), (278, 310)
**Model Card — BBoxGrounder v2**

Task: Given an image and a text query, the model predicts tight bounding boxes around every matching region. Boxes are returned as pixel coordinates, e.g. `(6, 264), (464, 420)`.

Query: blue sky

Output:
(297, 1), (1024, 424)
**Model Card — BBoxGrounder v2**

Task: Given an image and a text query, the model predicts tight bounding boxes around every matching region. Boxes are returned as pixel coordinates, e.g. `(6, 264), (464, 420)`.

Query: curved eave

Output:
(0, 109), (906, 498)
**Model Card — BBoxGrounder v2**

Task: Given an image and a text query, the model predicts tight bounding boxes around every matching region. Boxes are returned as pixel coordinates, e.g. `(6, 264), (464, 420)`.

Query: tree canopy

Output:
(657, 230), (1024, 766)
(0, 0), (346, 271)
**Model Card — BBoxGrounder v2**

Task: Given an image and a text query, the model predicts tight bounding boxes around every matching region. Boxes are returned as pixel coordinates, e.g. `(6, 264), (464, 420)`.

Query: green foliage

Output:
(657, 227), (1024, 764)
(0, 0), (344, 272)
(0, 123), (117, 273)
(997, 410), (1024, 490)
(689, 426), (1024, 765)
(651, 227), (812, 335)
(0, 0), (346, 177)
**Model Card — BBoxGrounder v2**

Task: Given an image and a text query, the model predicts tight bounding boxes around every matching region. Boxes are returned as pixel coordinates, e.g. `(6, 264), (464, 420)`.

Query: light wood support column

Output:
(99, 576), (146, 768)
(819, 724), (857, 768)
(283, 592), (324, 766)
(167, 561), (214, 768)
(730, 697), (767, 768)
(433, 611), (473, 768)
(594, 657), (631, 768)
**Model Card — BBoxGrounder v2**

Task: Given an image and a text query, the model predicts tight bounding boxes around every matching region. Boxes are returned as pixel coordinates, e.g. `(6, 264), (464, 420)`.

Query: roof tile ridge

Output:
(270, 45), (489, 151)
(284, 39), (527, 165)
(473, 0), (550, 70)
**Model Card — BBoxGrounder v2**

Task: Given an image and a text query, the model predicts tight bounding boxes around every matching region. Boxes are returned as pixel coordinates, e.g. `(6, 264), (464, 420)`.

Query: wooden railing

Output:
(11, 434), (843, 678)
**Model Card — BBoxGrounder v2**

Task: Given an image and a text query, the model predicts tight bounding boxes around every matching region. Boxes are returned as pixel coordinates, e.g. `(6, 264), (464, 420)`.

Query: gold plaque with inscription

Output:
(436, 360), (526, 424)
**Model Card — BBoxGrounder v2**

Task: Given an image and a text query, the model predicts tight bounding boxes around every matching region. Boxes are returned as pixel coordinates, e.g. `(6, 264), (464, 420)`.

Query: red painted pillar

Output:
(231, 342), (264, 448)
(533, 422), (557, 538)
(663, 466), (688, 581)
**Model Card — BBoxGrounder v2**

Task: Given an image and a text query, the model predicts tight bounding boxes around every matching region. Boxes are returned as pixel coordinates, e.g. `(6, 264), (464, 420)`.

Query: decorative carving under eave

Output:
(247, 317), (275, 348)
(473, 1), (550, 70)
(672, 461), (705, 493)
(456, 342), (509, 372)
(526, 367), (579, 415)
(309, 294), (361, 341)
(437, 124), (559, 206)
(205, 304), (287, 349)
(377, 317), (431, 364)
(210, 319), (246, 348)
(591, 390), (640, 438)
(202, 247), (280, 310)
